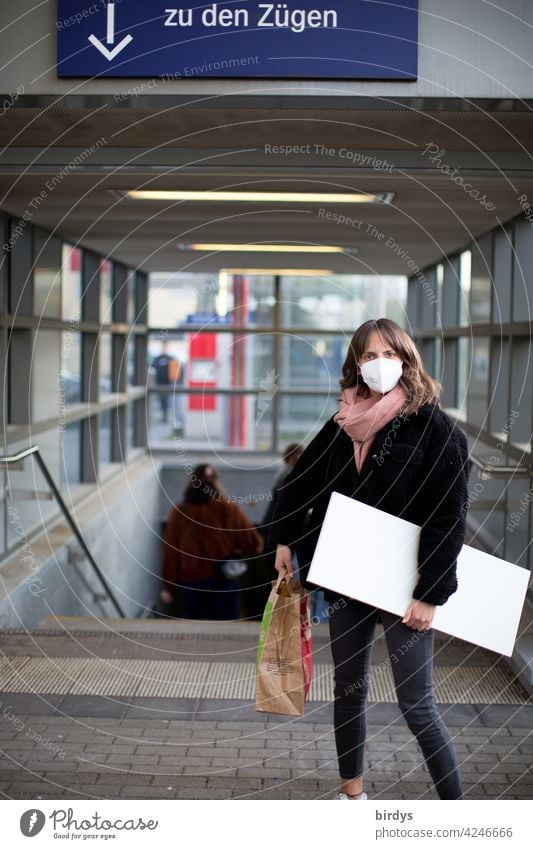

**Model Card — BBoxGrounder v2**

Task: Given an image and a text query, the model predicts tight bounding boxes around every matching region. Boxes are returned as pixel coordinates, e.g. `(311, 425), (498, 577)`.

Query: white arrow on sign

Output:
(88, 1), (132, 61)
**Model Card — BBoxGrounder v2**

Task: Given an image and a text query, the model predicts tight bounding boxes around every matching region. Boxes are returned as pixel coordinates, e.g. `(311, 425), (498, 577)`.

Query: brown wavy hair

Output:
(183, 463), (226, 500)
(339, 318), (442, 416)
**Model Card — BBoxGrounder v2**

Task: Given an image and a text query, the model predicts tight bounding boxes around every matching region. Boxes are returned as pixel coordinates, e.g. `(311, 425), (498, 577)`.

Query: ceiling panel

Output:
(1, 102), (531, 273)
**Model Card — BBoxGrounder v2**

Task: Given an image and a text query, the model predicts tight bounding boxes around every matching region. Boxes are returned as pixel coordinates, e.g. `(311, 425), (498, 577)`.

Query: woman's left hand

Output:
(160, 589), (174, 605)
(402, 600), (436, 631)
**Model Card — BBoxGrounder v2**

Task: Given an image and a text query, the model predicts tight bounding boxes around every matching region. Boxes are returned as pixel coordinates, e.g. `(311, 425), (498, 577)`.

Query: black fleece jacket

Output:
(266, 402), (472, 606)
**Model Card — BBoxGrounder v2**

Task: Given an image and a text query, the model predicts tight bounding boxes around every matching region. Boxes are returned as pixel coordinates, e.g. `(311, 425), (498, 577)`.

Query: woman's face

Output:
(358, 330), (402, 370)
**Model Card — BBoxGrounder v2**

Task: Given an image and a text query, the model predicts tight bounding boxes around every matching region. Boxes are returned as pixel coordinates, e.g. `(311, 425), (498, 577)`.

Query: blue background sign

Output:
(56, 1), (418, 80)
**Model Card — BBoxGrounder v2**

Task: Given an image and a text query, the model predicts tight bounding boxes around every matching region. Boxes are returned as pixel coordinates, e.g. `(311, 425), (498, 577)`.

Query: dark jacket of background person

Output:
(259, 443), (304, 543)
(266, 403), (472, 607)
(162, 487), (264, 590)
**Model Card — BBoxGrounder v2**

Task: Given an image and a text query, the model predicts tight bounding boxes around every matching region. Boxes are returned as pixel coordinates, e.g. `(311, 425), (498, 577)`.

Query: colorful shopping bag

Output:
(255, 571), (312, 716)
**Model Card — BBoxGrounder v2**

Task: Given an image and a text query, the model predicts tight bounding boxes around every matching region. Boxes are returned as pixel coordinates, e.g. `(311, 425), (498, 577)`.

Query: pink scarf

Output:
(333, 383), (408, 473)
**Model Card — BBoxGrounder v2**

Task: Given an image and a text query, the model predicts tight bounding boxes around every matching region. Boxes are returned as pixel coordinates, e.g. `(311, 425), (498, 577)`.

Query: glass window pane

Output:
(436, 263), (444, 315)
(127, 401), (136, 449)
(100, 259), (112, 323)
(509, 337), (533, 450)
(457, 337), (470, 414)
(128, 339), (136, 386)
(148, 392), (273, 450)
(59, 421), (81, 488)
(280, 275), (406, 329)
(434, 337), (442, 381)
(492, 227), (512, 323)
(60, 330), (81, 406)
(512, 217), (533, 323)
(280, 334), (345, 391)
(127, 273), (136, 324)
(458, 251), (471, 326)
(62, 244), (82, 321)
(100, 410), (112, 467)
(8, 219), (32, 315)
(33, 330), (60, 421)
(488, 339), (510, 436)
(149, 272), (275, 327)
(148, 331), (273, 390)
(278, 395), (337, 445)
(467, 337), (489, 427)
(99, 334), (112, 395)
(33, 229), (61, 318)
(470, 237), (492, 324)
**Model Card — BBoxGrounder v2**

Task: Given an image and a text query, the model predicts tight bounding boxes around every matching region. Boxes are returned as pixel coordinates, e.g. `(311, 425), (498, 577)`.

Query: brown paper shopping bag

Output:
(255, 571), (312, 716)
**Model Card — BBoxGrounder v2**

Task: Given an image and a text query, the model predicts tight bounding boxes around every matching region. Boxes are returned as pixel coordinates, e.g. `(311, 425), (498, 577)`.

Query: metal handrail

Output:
(469, 452), (533, 479)
(0, 445), (125, 617)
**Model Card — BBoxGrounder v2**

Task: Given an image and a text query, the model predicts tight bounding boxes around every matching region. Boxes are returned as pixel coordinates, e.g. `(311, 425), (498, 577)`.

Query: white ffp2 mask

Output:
(359, 357), (403, 394)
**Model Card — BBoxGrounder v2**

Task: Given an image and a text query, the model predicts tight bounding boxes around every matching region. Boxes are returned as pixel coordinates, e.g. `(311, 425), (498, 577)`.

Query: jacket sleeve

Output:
(161, 506), (182, 591)
(226, 503), (265, 555)
(412, 417), (471, 606)
(266, 417), (336, 551)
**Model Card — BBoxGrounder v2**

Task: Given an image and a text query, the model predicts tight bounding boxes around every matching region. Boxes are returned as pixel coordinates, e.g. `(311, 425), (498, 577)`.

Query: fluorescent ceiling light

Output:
(126, 189), (388, 204)
(222, 268), (333, 276)
(180, 243), (353, 254)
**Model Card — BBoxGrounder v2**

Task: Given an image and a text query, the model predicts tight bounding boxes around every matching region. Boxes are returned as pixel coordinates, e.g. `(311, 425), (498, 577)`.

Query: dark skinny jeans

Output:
(328, 595), (464, 799)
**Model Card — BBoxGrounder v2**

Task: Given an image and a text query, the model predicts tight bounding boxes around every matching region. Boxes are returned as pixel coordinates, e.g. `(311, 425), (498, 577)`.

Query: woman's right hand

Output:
(274, 544), (294, 577)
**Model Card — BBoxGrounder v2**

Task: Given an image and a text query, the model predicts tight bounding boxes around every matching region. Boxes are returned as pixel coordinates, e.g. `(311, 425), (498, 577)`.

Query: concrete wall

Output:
(0, 456), (163, 628)
(1, 0), (532, 99)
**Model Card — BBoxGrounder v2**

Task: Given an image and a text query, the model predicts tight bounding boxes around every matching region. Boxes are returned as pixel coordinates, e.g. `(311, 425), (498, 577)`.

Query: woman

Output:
(161, 464), (264, 619)
(267, 318), (471, 801)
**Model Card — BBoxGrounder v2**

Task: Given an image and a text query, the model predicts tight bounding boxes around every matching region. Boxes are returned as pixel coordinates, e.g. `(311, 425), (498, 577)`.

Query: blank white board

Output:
(308, 491), (529, 656)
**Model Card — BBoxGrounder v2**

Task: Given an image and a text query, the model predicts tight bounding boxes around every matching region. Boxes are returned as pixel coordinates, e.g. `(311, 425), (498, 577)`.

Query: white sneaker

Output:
(335, 791), (368, 800)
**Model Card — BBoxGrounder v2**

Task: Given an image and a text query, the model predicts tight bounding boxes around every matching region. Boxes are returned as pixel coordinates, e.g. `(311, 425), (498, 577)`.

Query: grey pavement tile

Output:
(72, 785), (123, 799)
(60, 696), (129, 718)
(195, 700), (261, 721)
(0, 694), (65, 716)
(176, 788), (234, 799)
(84, 743), (137, 754)
(120, 786), (176, 798)
(122, 698), (197, 720)
(437, 704), (486, 725)
(159, 757), (212, 768)
(476, 704), (533, 728)
(134, 743), (187, 755)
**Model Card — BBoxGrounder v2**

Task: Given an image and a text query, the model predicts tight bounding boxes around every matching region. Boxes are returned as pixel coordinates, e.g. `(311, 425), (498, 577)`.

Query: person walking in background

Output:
(160, 464), (264, 619)
(150, 341), (181, 423)
(267, 318), (471, 801)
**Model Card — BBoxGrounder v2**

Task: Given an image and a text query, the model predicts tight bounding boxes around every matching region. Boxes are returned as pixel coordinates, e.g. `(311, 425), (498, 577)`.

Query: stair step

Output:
(0, 655), (526, 703)
(36, 615), (269, 637)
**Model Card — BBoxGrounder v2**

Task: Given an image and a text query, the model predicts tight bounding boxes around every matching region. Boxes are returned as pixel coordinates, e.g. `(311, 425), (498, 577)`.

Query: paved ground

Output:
(0, 619), (531, 800)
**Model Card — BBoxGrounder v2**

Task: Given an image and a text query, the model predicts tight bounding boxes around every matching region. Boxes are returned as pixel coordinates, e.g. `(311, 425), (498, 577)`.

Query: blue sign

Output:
(57, 1), (418, 80)
(186, 313), (231, 325)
